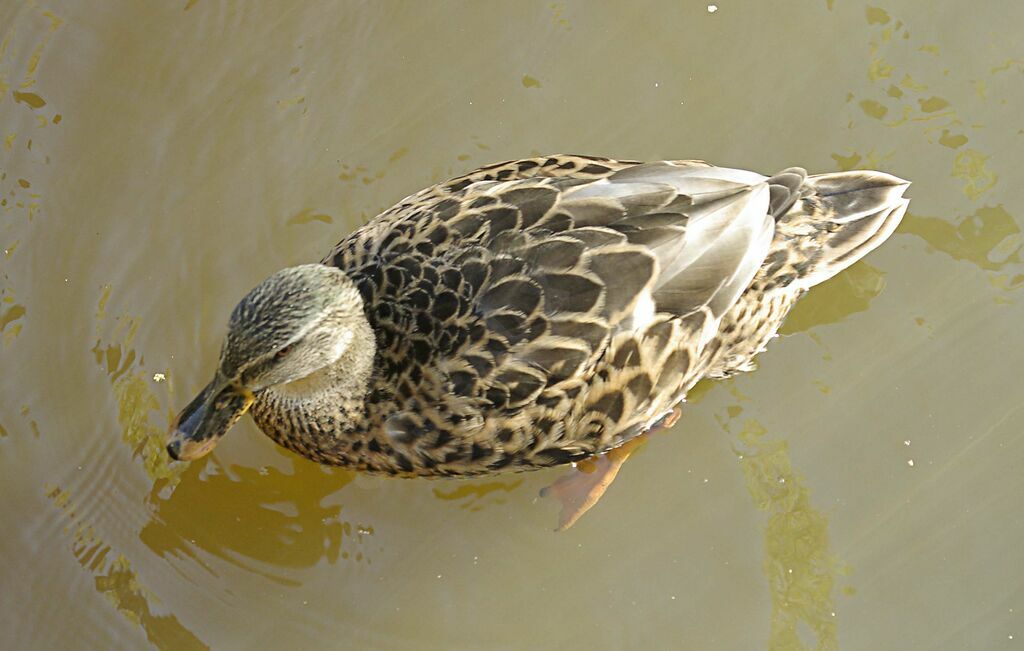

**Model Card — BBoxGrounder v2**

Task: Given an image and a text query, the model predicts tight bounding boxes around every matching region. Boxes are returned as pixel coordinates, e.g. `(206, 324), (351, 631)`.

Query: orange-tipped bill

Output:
(166, 378), (253, 461)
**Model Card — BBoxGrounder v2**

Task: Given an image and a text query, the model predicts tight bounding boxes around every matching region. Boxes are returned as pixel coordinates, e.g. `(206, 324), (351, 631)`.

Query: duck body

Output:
(234, 154), (909, 476)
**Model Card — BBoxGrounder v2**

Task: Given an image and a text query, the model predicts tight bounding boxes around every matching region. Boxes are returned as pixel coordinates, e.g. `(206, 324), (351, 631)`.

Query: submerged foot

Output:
(540, 436), (648, 531)
(539, 407), (681, 530)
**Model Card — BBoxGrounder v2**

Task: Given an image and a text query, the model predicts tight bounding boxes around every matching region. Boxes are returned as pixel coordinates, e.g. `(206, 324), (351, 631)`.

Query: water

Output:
(2, 1), (1022, 648)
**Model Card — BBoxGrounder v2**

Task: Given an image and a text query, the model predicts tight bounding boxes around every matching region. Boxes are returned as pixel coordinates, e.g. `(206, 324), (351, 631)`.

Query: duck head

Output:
(167, 264), (367, 461)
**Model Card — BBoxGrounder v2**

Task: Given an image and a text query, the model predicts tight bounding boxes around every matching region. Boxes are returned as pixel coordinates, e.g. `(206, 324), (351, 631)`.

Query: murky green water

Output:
(2, 1), (1022, 649)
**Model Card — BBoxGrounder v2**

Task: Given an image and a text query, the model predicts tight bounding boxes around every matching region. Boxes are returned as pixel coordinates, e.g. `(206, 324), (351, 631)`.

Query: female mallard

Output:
(168, 155), (908, 482)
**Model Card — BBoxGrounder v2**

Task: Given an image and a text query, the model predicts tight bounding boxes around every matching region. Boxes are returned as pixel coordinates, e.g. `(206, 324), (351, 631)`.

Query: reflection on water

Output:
(735, 420), (841, 651)
(715, 388), (843, 651)
(141, 457), (367, 583)
(92, 286), (375, 580)
(902, 206), (1021, 273)
(3, 1), (1023, 648)
(951, 150), (997, 201)
(0, 7), (63, 98)
(433, 478), (523, 513)
(92, 286), (181, 484)
(93, 557), (208, 651)
(1, 295), (25, 344)
(687, 375), (844, 649)
(781, 263), (886, 336)
(844, 1), (1021, 298)
(46, 485), (208, 651)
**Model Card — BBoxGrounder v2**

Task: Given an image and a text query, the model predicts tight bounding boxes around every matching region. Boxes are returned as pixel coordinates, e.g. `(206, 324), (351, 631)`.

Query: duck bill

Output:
(166, 377), (254, 461)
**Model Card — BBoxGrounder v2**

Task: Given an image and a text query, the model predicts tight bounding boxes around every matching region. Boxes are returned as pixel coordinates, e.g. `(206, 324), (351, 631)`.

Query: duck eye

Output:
(275, 344), (293, 359)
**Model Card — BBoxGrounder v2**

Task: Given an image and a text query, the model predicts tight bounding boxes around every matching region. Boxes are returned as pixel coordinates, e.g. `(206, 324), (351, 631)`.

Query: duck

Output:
(167, 155), (909, 497)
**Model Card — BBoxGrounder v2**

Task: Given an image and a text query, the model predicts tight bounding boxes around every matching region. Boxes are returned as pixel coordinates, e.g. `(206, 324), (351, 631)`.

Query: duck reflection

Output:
(780, 262), (886, 335)
(140, 456), (368, 581)
(93, 289), (374, 577)
(432, 478), (523, 512)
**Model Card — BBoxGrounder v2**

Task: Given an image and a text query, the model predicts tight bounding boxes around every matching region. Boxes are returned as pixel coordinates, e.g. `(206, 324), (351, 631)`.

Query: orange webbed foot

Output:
(539, 436), (647, 531)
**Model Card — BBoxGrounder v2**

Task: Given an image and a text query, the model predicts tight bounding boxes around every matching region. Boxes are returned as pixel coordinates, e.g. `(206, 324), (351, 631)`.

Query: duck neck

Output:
(253, 315), (377, 453)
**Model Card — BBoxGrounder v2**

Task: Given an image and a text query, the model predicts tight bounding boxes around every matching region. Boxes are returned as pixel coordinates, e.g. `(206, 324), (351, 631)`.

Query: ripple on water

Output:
(43, 484), (209, 650)
(55, 287), (185, 548)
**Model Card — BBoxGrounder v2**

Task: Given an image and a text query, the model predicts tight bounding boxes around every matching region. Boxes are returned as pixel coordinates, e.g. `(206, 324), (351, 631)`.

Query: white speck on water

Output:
(707, 4), (718, 12)
(436, 574), (442, 579)
(152, 373), (166, 382)
(703, 478), (709, 483)
(671, 595), (676, 600)
(908, 459), (915, 467)
(654, 82), (660, 88)
(831, 612), (836, 617)
(904, 440), (911, 446)
(778, 477), (786, 484)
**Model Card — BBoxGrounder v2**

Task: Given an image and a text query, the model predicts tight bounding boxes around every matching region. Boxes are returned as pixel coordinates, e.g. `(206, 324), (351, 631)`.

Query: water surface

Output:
(2, 1), (1022, 649)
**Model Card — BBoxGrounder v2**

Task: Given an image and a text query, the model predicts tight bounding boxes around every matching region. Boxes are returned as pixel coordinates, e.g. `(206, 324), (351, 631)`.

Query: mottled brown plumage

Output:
(168, 155), (909, 477)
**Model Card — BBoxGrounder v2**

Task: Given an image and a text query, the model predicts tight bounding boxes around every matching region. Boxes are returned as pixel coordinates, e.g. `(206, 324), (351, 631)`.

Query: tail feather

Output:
(782, 170), (910, 290)
(767, 167), (808, 217)
(804, 170), (910, 223)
